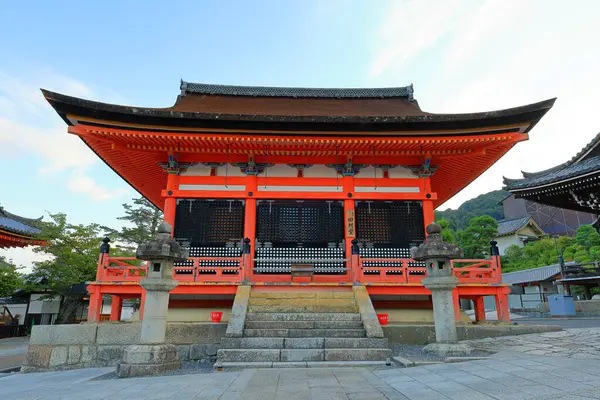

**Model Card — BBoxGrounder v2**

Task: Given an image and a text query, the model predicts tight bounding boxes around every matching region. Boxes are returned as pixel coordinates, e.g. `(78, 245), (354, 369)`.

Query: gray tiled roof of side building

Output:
(501, 263), (571, 285)
(496, 216), (533, 236)
(504, 155), (600, 189)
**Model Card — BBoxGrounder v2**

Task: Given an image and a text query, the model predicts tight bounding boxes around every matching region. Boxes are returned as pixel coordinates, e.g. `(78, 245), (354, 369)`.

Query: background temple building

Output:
(43, 81), (555, 329)
(0, 205), (44, 249)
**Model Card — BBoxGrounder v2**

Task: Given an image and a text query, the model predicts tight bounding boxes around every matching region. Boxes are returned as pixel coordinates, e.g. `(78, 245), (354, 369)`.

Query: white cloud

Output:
(370, 0), (600, 210)
(368, 0), (475, 78)
(0, 246), (52, 273)
(0, 71), (129, 202)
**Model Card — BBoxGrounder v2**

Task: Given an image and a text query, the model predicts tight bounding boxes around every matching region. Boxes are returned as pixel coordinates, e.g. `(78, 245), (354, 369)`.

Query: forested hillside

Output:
(435, 190), (509, 230)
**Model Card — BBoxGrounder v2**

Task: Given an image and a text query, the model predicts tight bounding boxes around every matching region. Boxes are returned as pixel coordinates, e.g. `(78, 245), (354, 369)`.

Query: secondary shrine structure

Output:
(43, 82), (555, 324)
(0, 205), (44, 249)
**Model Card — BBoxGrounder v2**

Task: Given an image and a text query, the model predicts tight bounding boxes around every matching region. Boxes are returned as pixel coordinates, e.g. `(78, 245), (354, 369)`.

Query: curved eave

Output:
(42, 89), (556, 134)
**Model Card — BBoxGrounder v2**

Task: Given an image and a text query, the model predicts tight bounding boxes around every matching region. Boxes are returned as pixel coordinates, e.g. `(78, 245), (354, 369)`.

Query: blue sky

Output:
(1, 0), (600, 267)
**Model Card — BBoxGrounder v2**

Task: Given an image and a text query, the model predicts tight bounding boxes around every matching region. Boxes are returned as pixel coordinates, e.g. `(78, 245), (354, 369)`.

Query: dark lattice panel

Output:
(173, 246), (242, 274)
(174, 199), (245, 247)
(358, 248), (411, 258)
(256, 200), (344, 247)
(255, 247), (345, 274)
(355, 201), (424, 248)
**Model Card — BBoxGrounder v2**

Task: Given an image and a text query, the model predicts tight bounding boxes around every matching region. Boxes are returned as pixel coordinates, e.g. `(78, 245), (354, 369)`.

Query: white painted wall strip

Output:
(354, 186), (420, 193)
(179, 184), (246, 191)
(257, 186), (343, 192)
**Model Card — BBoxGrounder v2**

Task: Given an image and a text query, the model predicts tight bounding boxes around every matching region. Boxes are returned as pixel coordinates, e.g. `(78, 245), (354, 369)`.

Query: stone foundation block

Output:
(284, 338), (324, 349)
(280, 349), (324, 362)
(30, 324), (98, 345)
(97, 345), (125, 366)
(68, 346), (82, 365)
(324, 348), (391, 361)
(166, 323), (227, 344)
(324, 338), (389, 349)
(221, 337), (284, 349)
(96, 322), (140, 345)
(217, 349), (280, 362)
(49, 346), (68, 367)
(23, 345), (52, 368)
(117, 344), (181, 378)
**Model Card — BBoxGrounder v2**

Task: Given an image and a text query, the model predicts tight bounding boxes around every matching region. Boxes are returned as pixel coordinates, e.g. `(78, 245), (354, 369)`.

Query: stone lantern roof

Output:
(411, 223), (463, 260)
(136, 222), (188, 261)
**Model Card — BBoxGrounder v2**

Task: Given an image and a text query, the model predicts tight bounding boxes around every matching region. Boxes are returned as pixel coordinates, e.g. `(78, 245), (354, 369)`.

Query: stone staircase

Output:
(216, 290), (391, 367)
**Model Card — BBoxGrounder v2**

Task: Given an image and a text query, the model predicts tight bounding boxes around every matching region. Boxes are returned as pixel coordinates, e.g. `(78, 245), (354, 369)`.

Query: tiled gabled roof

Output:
(504, 132), (600, 190)
(0, 206), (42, 236)
(180, 80), (415, 99)
(496, 216), (536, 236)
(502, 263), (568, 285)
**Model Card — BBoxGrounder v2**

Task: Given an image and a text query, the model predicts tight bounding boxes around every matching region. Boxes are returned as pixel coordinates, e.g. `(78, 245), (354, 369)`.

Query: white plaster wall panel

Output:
(389, 166), (418, 179)
(216, 164), (246, 177)
(356, 166), (384, 179)
(181, 164), (211, 176)
(302, 164), (338, 178)
(257, 164), (297, 177)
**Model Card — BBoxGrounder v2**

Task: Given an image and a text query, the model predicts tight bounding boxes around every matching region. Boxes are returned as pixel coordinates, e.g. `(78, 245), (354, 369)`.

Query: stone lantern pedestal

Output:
(412, 223), (472, 357)
(116, 222), (188, 378)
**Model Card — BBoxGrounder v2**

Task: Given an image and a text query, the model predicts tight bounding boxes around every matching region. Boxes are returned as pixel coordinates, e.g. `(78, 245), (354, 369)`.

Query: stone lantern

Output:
(411, 222), (471, 356)
(116, 222), (188, 378)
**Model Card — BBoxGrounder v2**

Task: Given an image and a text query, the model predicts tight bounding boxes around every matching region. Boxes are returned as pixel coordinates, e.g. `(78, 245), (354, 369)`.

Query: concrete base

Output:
(423, 342), (472, 357)
(116, 344), (181, 378)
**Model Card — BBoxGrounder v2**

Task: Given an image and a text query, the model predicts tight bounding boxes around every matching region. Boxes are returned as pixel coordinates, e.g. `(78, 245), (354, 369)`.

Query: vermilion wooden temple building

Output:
(0, 205), (44, 249)
(43, 81), (555, 324)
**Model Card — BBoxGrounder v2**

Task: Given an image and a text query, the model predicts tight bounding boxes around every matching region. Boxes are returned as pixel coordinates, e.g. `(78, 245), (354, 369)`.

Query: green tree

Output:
(575, 225), (600, 248)
(435, 189), (508, 231)
(436, 218), (456, 243)
(112, 197), (163, 249)
(458, 215), (498, 259)
(0, 256), (23, 297)
(27, 213), (120, 324)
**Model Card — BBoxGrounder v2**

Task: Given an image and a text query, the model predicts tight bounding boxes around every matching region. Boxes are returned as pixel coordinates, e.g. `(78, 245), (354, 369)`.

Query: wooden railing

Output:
(96, 254), (501, 285)
(96, 254), (243, 283)
(358, 257), (501, 284)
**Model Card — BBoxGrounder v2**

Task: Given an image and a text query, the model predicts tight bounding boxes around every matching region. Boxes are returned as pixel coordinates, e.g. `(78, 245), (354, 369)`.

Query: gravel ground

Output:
(393, 343), (492, 362)
(92, 360), (215, 380)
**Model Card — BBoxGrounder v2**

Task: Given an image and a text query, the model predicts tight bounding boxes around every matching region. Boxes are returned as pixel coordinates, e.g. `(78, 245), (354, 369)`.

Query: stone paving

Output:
(0, 336), (29, 370)
(3, 328), (600, 399)
(462, 328), (600, 359)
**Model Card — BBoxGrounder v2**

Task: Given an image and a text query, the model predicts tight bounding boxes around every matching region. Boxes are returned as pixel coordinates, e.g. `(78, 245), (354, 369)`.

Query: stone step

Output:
(220, 337), (284, 349)
(249, 298), (355, 307)
(244, 320), (364, 330)
(250, 291), (354, 299)
(248, 305), (357, 313)
(246, 312), (361, 322)
(216, 348), (391, 363)
(217, 361), (390, 370)
(324, 338), (389, 349)
(324, 348), (392, 361)
(243, 328), (366, 338)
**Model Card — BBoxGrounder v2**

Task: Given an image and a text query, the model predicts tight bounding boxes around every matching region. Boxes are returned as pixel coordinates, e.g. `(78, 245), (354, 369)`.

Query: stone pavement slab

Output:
(3, 349), (600, 399)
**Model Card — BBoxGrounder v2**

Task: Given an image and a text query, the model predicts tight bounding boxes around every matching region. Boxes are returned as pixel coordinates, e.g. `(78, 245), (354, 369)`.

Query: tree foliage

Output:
(0, 256), (23, 297)
(26, 213), (118, 323)
(457, 215), (498, 259)
(435, 190), (508, 231)
(502, 225), (600, 272)
(113, 197), (163, 249)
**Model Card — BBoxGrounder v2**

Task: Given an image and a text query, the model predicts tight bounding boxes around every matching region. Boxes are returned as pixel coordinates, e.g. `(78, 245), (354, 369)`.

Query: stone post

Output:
(411, 223), (471, 356)
(116, 222), (188, 378)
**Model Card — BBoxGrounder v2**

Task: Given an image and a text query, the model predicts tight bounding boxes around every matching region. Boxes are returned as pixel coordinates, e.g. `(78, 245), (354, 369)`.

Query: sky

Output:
(1, 0), (600, 268)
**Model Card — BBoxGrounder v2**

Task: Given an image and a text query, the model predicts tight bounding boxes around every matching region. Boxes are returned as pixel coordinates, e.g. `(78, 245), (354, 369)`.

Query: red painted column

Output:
(495, 288), (511, 323)
(473, 296), (486, 322)
(139, 291), (146, 321)
(244, 174), (258, 282)
(110, 295), (122, 321)
(87, 285), (103, 322)
(163, 173), (179, 232)
(422, 199), (434, 232)
(343, 176), (356, 282)
(452, 289), (461, 322)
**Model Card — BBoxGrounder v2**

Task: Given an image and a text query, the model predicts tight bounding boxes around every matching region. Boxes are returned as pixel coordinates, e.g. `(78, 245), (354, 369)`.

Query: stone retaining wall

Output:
(22, 322), (227, 373)
(382, 323), (562, 345)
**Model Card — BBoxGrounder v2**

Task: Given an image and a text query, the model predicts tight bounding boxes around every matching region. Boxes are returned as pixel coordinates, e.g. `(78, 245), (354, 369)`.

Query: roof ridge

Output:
(179, 80), (415, 100)
(497, 215), (532, 223)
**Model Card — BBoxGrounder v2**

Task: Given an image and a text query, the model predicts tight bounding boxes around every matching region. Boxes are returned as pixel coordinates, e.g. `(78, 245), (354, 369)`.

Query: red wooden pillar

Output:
(163, 173), (179, 232)
(452, 289), (461, 322)
(473, 296), (486, 322)
(423, 199), (434, 232)
(343, 176), (356, 281)
(110, 295), (122, 321)
(139, 291), (146, 321)
(495, 288), (510, 322)
(87, 285), (102, 322)
(244, 175), (258, 282)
